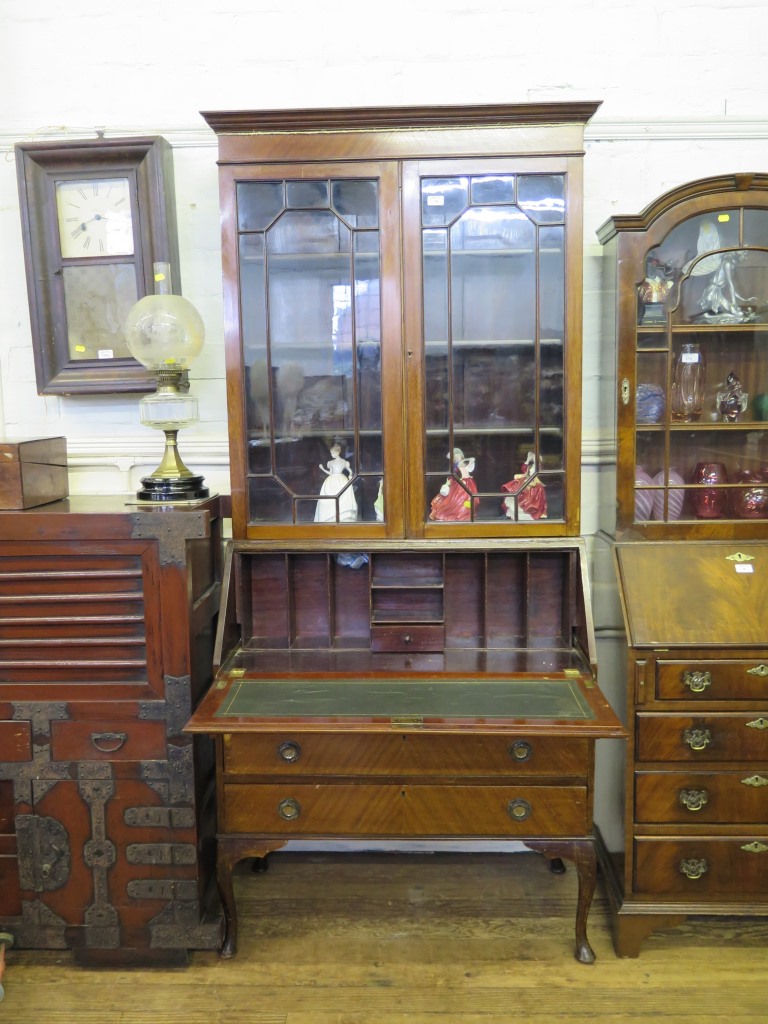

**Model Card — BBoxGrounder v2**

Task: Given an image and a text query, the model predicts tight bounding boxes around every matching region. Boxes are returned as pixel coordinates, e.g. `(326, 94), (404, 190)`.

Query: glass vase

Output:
(671, 343), (706, 422)
(691, 462), (727, 518)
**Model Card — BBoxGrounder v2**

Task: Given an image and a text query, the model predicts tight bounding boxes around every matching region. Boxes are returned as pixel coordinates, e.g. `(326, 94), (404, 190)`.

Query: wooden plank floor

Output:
(2, 851), (767, 1023)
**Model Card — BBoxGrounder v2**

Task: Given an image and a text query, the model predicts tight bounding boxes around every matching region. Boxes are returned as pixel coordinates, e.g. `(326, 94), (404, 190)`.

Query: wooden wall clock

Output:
(15, 136), (180, 394)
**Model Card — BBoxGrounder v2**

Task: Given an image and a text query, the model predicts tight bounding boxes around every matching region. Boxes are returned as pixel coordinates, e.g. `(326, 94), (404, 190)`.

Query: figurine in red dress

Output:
(501, 452), (547, 520)
(429, 448), (480, 522)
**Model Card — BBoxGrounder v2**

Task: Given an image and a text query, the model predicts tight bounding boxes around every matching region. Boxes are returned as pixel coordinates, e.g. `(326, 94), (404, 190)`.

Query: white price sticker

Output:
(426, 195), (445, 206)
(681, 351), (700, 363)
(735, 563), (754, 573)
(97, 349), (114, 360)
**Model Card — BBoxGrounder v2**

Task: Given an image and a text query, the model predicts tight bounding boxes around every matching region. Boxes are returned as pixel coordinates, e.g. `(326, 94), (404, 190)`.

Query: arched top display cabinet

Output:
(599, 173), (768, 539)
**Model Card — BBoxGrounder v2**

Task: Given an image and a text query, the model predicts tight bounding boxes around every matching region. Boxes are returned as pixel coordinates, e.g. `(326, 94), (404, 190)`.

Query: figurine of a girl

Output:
(429, 448), (479, 522)
(501, 452), (547, 520)
(315, 443), (358, 523)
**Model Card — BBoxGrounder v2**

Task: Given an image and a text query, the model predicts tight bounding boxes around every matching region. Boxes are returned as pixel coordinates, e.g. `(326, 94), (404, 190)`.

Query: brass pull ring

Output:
(90, 732), (128, 753)
(509, 740), (533, 763)
(683, 727), (711, 751)
(278, 740), (302, 763)
(679, 789), (709, 812)
(277, 797), (301, 821)
(507, 798), (532, 822)
(682, 671), (711, 694)
(679, 857), (708, 880)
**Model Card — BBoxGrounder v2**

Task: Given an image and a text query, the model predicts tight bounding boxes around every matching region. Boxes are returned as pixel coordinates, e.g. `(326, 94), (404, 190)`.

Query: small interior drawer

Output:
(656, 659), (768, 701)
(0, 720), (32, 762)
(50, 719), (167, 762)
(370, 624), (445, 653)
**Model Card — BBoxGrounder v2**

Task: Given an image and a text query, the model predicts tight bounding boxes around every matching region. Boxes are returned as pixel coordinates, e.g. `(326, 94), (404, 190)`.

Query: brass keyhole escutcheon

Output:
(679, 789), (708, 812)
(507, 798), (532, 822)
(509, 740), (533, 763)
(683, 727), (711, 751)
(278, 740), (302, 763)
(679, 857), (708, 880)
(277, 797), (301, 821)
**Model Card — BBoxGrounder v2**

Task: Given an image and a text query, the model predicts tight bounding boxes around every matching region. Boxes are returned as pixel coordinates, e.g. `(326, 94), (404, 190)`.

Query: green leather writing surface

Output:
(214, 677), (595, 721)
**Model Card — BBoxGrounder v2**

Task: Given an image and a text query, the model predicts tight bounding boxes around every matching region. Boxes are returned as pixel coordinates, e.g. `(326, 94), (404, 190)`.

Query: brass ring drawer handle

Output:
(278, 741), (302, 763)
(508, 740), (533, 763)
(277, 798), (301, 821)
(679, 788), (708, 812)
(683, 727), (711, 751)
(679, 858), (708, 880)
(507, 798), (532, 822)
(90, 732), (128, 753)
(682, 671), (712, 693)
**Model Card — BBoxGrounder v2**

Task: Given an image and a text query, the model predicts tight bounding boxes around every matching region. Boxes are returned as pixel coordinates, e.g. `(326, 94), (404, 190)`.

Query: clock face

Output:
(55, 177), (134, 258)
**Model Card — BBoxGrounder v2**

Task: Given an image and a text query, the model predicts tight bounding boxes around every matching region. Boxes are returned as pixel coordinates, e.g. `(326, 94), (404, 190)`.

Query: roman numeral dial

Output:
(55, 177), (134, 259)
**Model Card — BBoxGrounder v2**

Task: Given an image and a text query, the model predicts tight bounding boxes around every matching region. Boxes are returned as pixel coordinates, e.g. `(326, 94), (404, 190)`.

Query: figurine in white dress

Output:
(315, 443), (358, 523)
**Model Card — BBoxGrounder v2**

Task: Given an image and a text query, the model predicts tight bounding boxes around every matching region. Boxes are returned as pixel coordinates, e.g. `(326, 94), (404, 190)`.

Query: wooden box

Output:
(0, 436), (68, 509)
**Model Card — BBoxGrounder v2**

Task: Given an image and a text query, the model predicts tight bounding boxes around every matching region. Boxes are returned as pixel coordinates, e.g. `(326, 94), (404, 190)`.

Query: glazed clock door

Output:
(224, 162), (405, 538)
(403, 158), (582, 537)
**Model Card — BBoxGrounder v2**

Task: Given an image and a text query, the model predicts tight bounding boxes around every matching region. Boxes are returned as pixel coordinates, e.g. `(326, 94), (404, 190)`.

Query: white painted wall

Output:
(3, 0), (768, 849)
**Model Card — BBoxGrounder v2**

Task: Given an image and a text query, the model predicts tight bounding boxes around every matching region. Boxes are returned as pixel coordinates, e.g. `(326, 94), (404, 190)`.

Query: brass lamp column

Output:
(124, 263), (209, 501)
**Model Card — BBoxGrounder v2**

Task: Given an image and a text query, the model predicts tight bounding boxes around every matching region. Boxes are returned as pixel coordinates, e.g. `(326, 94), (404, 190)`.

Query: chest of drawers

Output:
(604, 542), (768, 956)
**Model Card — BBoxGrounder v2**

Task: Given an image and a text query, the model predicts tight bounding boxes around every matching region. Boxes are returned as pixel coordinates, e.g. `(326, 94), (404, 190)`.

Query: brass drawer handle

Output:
(277, 798), (301, 821)
(747, 664), (768, 678)
(682, 671), (712, 694)
(90, 732), (128, 753)
(508, 740), (533, 763)
(679, 788), (709, 812)
(507, 798), (532, 822)
(683, 727), (711, 752)
(746, 717), (768, 730)
(277, 740), (302, 763)
(679, 857), (708, 880)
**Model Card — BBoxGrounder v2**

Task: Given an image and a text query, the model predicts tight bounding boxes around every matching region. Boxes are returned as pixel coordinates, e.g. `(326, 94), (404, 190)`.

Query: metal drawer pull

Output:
(741, 841), (768, 854)
(741, 775), (768, 788)
(746, 717), (768, 730)
(509, 740), (533, 763)
(679, 789), (708, 812)
(277, 798), (301, 821)
(747, 664), (768, 678)
(277, 741), (302, 763)
(90, 732), (128, 753)
(679, 858), (708, 880)
(683, 728), (711, 751)
(507, 798), (532, 821)
(682, 671), (711, 694)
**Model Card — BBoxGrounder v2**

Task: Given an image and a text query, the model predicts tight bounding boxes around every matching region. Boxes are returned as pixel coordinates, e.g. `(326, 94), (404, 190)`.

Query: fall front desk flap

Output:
(614, 541), (768, 648)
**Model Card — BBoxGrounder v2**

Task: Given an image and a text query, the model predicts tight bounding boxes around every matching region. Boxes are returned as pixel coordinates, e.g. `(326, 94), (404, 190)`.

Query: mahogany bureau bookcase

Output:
(0, 496), (223, 965)
(186, 102), (625, 964)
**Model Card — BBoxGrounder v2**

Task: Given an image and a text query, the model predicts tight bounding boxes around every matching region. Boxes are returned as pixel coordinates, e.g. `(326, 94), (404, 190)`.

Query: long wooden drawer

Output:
(222, 783), (588, 837)
(656, 659), (768, 701)
(222, 732), (589, 777)
(636, 713), (768, 762)
(634, 837), (768, 895)
(50, 719), (167, 762)
(635, 770), (768, 823)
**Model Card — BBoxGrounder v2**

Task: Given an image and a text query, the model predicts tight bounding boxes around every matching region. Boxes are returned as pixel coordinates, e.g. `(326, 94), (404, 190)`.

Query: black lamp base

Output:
(136, 475), (210, 502)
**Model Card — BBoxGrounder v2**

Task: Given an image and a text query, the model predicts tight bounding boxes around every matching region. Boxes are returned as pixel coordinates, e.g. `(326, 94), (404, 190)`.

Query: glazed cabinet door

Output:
(600, 177), (768, 538)
(221, 161), (405, 539)
(403, 158), (583, 537)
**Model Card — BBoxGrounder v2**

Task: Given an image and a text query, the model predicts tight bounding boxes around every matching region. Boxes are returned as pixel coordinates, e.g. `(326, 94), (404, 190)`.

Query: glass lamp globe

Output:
(124, 264), (209, 502)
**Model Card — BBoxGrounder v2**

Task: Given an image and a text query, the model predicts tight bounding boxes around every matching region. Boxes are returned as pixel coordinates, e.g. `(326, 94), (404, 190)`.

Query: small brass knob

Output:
(403, 634), (412, 644)
(278, 740), (302, 763)
(277, 797), (301, 821)
(509, 740), (533, 763)
(679, 788), (709, 812)
(682, 671), (712, 694)
(683, 727), (711, 751)
(507, 798), (532, 822)
(679, 857), (708, 880)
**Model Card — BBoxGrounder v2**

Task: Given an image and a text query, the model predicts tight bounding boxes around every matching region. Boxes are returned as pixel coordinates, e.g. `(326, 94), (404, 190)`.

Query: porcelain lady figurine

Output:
(429, 448), (479, 522)
(314, 443), (358, 523)
(501, 452), (547, 520)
